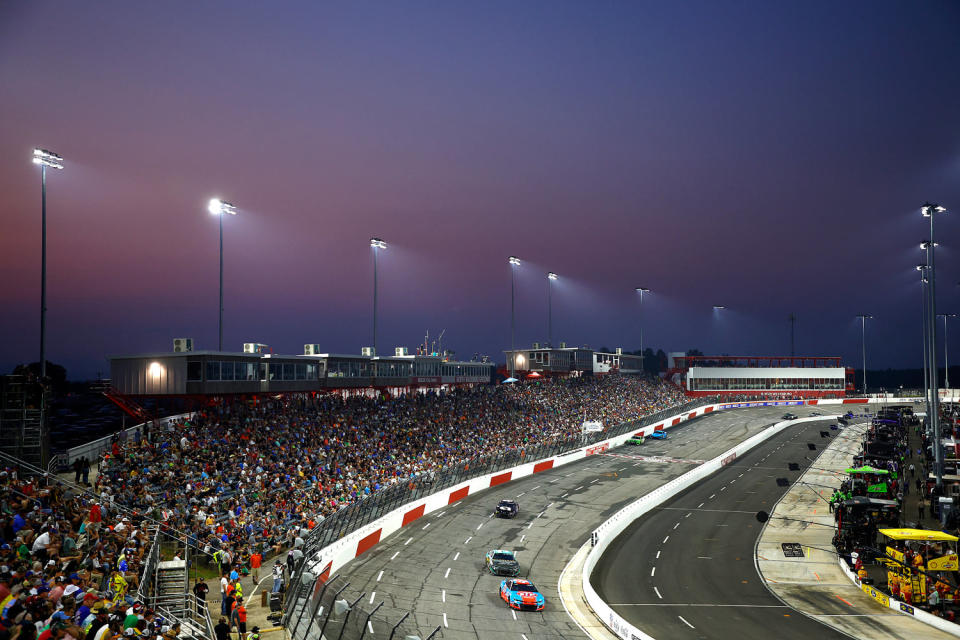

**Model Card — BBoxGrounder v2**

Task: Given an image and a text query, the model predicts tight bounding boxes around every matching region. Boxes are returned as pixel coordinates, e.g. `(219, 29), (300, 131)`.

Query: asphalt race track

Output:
(335, 405), (833, 639)
(592, 416), (856, 640)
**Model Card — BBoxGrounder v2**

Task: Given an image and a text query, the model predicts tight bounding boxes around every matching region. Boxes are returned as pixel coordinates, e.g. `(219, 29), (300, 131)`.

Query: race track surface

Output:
(336, 405), (824, 639)
(591, 416), (856, 640)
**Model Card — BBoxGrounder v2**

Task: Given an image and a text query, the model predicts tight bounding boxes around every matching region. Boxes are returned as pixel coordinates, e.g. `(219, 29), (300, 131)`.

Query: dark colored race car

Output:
(783, 413), (798, 420)
(485, 549), (520, 576)
(496, 499), (519, 518)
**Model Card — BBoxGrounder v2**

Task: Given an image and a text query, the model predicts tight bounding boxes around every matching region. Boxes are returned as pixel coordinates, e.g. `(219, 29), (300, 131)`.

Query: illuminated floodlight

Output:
(917, 264), (927, 271)
(32, 148), (64, 169)
(148, 362), (163, 377)
(922, 202), (947, 217)
(370, 237), (387, 249)
(713, 305), (725, 310)
(636, 287), (650, 294)
(208, 198), (236, 215)
(920, 241), (940, 249)
(547, 272), (558, 281)
(508, 256), (521, 266)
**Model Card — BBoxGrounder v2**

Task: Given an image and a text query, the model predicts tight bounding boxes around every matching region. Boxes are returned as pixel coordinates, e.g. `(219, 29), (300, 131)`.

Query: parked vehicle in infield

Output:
(626, 434), (645, 445)
(485, 549), (520, 576)
(495, 499), (519, 518)
(782, 413), (798, 420)
(648, 430), (667, 440)
(499, 578), (545, 611)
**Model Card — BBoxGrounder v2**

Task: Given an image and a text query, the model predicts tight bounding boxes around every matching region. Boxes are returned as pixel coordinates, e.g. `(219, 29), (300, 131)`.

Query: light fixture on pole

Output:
(713, 305), (725, 310)
(855, 314), (872, 394)
(32, 149), (64, 383)
(547, 272), (558, 348)
(636, 288), (650, 369)
(208, 198), (237, 352)
(370, 238), (387, 357)
(938, 313), (957, 389)
(921, 202), (947, 490)
(508, 257), (521, 378)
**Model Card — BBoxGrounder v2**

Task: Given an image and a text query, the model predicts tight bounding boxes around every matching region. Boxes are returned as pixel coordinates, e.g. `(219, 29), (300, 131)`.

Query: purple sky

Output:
(2, 1), (960, 379)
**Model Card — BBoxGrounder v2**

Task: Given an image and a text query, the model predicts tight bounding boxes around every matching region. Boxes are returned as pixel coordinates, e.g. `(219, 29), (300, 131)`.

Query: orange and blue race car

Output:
(499, 578), (545, 611)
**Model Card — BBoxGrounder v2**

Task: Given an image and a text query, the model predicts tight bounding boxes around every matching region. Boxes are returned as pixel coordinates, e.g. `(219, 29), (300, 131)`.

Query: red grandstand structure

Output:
(666, 355), (855, 399)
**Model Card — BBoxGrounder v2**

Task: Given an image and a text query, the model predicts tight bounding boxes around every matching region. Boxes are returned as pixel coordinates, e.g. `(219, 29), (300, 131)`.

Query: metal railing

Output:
(283, 396), (717, 639)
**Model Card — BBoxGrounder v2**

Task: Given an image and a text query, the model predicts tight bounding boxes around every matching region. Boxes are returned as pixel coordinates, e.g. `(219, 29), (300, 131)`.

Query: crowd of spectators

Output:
(0, 469), (179, 640)
(92, 376), (686, 569)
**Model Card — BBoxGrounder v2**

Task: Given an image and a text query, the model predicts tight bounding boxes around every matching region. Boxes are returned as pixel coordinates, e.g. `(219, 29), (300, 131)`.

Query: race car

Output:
(626, 434), (645, 445)
(648, 430), (667, 440)
(809, 411), (822, 416)
(495, 499), (519, 518)
(499, 578), (545, 611)
(485, 549), (520, 576)
(783, 413), (798, 420)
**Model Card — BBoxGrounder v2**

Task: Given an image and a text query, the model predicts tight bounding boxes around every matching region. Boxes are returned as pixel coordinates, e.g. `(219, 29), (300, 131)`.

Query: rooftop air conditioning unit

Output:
(304, 344), (322, 355)
(395, 347), (409, 356)
(616, 347), (622, 355)
(173, 338), (193, 353)
(362, 347), (375, 357)
(243, 343), (268, 354)
(532, 342), (540, 349)
(559, 342), (567, 349)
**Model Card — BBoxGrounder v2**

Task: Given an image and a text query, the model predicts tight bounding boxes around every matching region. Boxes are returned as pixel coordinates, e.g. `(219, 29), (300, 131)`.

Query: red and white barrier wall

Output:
(305, 397), (920, 587)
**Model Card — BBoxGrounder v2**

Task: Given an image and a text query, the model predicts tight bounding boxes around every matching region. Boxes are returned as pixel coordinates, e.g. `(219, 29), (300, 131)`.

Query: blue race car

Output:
(648, 430), (667, 440)
(499, 578), (545, 611)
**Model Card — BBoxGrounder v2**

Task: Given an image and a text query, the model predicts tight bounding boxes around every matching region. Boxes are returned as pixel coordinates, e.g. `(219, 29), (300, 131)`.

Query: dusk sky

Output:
(2, 1), (960, 379)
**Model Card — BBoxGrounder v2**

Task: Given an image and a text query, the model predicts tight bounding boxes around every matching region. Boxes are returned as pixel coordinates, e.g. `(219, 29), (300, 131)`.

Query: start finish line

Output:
(601, 452), (706, 465)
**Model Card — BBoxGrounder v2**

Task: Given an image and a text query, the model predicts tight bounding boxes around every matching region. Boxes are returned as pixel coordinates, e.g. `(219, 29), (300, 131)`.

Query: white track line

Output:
(368, 621), (374, 634)
(404, 537), (412, 546)
(477, 522), (484, 530)
(512, 610), (517, 620)
(663, 536), (669, 543)
(656, 550), (660, 559)
(673, 523), (679, 530)
(697, 503), (704, 508)
(422, 523), (430, 530)
(517, 492), (525, 497)
(436, 511), (445, 517)
(442, 589), (446, 603)
(454, 552), (460, 561)
(679, 615), (695, 629)
(391, 552), (399, 560)
(443, 612), (448, 628)
(531, 486), (541, 491)
(376, 570), (384, 582)
(651, 567), (656, 577)
(444, 567), (451, 578)
(369, 591), (376, 604)
(654, 587), (662, 599)
(465, 536), (472, 544)
(520, 534), (526, 543)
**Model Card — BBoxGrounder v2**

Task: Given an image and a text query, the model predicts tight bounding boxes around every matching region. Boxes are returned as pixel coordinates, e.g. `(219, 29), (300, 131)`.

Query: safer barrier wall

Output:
(580, 397), (925, 640)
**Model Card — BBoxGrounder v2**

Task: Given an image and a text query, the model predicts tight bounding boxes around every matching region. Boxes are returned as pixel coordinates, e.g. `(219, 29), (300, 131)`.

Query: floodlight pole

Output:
(40, 163), (48, 380)
(370, 238), (386, 356)
(218, 209), (224, 351)
(636, 288), (650, 371)
(509, 257), (520, 378)
(939, 314), (956, 389)
(855, 314), (872, 394)
(547, 272), (557, 347)
(924, 203), (946, 489)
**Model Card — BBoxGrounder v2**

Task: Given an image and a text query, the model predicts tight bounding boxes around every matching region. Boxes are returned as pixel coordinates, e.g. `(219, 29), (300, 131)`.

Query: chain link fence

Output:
(284, 395), (718, 639)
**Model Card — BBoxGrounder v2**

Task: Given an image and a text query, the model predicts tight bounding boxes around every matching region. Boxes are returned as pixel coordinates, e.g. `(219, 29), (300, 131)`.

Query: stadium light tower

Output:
(919, 265), (929, 399)
(922, 202), (947, 489)
(509, 257), (521, 378)
(636, 288), (650, 367)
(938, 314), (957, 389)
(208, 198), (237, 351)
(370, 238), (387, 356)
(855, 314), (872, 394)
(547, 272), (558, 347)
(32, 149), (64, 382)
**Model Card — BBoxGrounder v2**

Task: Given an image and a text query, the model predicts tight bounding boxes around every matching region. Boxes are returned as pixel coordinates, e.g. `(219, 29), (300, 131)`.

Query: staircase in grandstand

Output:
(94, 380), (154, 422)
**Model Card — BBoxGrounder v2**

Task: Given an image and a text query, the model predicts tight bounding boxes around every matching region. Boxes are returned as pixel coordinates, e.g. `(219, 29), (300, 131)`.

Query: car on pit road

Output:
(485, 549), (520, 576)
(648, 430), (667, 440)
(499, 578), (545, 611)
(626, 434), (645, 445)
(496, 499), (519, 518)
(783, 413), (798, 420)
